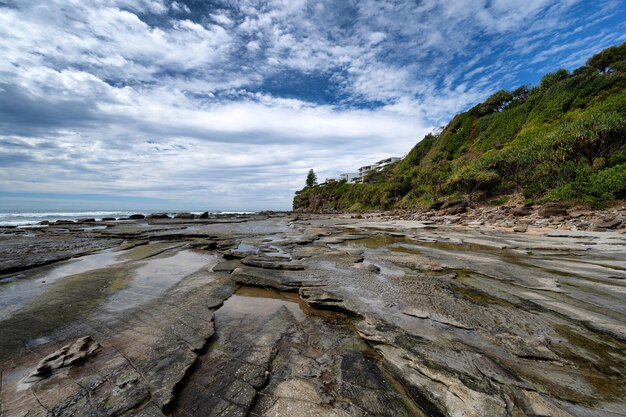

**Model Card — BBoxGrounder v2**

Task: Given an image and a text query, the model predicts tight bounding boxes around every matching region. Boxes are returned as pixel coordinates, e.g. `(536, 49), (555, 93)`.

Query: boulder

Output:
(595, 217), (623, 229)
(446, 203), (467, 215)
(513, 224), (528, 233)
(511, 206), (531, 217)
(199, 211), (209, 219)
(538, 203), (567, 218)
(128, 214), (145, 220)
(174, 213), (195, 219)
(77, 218), (96, 223)
(101, 217), (116, 221)
(429, 201), (445, 210)
(24, 336), (99, 383)
(441, 200), (464, 209)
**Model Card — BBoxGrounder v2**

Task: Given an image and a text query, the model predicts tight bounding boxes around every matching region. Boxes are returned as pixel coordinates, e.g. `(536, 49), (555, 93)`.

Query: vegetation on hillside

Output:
(294, 43), (626, 211)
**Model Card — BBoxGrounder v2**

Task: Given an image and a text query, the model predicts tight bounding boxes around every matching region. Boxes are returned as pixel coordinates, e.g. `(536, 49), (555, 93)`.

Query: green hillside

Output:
(294, 43), (626, 211)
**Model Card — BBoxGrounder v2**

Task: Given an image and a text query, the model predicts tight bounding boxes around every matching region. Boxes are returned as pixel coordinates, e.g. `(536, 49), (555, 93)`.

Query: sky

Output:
(1, 0), (625, 211)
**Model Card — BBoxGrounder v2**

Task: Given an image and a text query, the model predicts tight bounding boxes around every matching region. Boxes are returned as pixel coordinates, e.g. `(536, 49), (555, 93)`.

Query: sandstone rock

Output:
(595, 217), (623, 229)
(538, 203), (567, 218)
(511, 206), (531, 216)
(24, 336), (100, 383)
(429, 202), (445, 210)
(446, 203), (467, 215)
(353, 262), (381, 272)
(231, 266), (314, 291)
(241, 256), (306, 270)
(513, 224), (528, 233)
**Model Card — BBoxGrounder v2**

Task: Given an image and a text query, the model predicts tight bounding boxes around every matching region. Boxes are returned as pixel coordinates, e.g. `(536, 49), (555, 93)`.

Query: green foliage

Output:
(552, 111), (626, 167)
(489, 197), (509, 206)
(294, 43), (626, 211)
(446, 163), (499, 202)
(587, 42), (626, 73)
(305, 169), (317, 188)
(545, 163), (626, 207)
(536, 69), (570, 93)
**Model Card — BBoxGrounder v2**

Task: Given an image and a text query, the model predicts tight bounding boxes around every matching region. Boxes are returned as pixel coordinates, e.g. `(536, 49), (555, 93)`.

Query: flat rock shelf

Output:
(0, 212), (624, 417)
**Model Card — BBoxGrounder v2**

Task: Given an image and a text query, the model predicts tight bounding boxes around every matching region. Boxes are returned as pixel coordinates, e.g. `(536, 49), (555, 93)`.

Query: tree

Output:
(553, 112), (626, 167)
(305, 169), (317, 187)
(446, 163), (499, 203)
(587, 42), (626, 73)
(536, 69), (570, 92)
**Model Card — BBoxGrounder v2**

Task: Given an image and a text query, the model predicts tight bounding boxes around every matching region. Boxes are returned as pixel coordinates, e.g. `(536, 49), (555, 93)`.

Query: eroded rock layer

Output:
(0, 213), (624, 416)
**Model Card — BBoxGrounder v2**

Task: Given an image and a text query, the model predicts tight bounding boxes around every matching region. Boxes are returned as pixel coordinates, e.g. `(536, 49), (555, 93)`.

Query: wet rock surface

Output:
(0, 212), (625, 417)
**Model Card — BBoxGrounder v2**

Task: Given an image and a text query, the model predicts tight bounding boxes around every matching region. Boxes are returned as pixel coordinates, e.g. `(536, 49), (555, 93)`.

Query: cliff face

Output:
(294, 43), (626, 212)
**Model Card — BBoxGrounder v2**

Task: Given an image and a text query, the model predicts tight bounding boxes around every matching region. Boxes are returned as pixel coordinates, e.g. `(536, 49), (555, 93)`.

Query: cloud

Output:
(0, 0), (623, 210)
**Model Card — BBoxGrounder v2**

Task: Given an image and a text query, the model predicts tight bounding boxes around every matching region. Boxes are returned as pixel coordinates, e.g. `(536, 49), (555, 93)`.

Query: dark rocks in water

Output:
(199, 211), (209, 219)
(39, 220), (50, 225)
(538, 203), (568, 218)
(77, 218), (96, 223)
(146, 213), (170, 219)
(55, 220), (75, 224)
(101, 217), (116, 221)
(128, 214), (145, 220)
(24, 336), (100, 383)
(174, 213), (195, 219)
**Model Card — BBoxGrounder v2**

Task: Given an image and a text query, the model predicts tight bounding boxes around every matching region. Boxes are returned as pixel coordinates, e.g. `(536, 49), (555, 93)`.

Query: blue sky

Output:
(1, 0), (625, 211)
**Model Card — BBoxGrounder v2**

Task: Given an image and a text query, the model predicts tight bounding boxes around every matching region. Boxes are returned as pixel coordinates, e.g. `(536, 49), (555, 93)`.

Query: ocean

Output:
(0, 211), (254, 227)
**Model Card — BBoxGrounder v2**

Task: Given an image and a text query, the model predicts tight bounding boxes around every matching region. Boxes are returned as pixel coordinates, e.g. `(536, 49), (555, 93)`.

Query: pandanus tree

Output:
(553, 112), (626, 168)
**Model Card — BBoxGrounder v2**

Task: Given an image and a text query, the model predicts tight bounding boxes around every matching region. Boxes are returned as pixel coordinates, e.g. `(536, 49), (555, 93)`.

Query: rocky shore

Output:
(327, 200), (626, 234)
(0, 212), (624, 416)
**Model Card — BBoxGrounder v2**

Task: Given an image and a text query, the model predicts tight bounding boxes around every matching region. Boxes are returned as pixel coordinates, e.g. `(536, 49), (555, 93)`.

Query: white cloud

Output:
(0, 0), (622, 210)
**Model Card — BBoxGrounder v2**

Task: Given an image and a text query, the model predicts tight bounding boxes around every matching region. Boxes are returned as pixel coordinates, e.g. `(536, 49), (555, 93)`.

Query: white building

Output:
(340, 173), (361, 183)
(375, 157), (402, 170)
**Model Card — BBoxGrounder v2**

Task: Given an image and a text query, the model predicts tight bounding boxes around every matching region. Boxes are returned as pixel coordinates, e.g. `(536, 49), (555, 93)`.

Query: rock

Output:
(231, 266), (315, 291)
(174, 213), (195, 219)
(77, 218), (96, 223)
(146, 213), (170, 219)
(402, 307), (429, 319)
(241, 256), (306, 270)
(24, 336), (100, 383)
(128, 214), (145, 220)
(442, 200), (464, 209)
(199, 211), (209, 219)
(353, 262), (380, 272)
(511, 206), (531, 217)
(446, 203), (467, 215)
(538, 203), (567, 218)
(101, 217), (116, 221)
(429, 202), (445, 210)
(299, 287), (356, 315)
(595, 217), (623, 229)
(513, 224), (528, 233)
